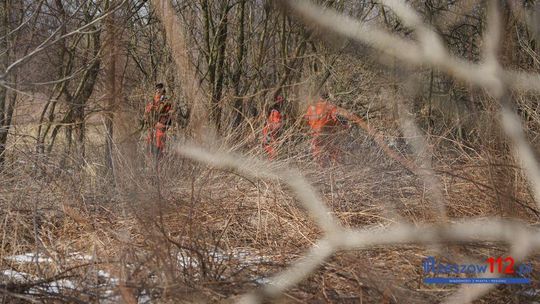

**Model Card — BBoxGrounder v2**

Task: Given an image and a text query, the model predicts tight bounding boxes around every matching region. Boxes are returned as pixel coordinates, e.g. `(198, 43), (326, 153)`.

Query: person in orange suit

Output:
(305, 92), (350, 164)
(262, 95), (286, 160)
(144, 83), (173, 159)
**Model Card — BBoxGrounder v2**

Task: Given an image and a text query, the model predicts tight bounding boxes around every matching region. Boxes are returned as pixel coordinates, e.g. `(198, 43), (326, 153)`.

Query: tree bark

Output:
(151, 0), (212, 139)
(105, 0), (118, 175)
(0, 0), (17, 168)
(232, 0), (246, 127)
(211, 1), (229, 130)
(0, 0), (9, 167)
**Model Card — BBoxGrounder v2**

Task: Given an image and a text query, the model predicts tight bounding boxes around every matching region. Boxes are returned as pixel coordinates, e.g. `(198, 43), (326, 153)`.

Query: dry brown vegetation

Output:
(1, 0), (540, 303)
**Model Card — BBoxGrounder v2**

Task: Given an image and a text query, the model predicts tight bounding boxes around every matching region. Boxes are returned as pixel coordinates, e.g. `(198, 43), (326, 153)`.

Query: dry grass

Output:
(1, 120), (539, 303)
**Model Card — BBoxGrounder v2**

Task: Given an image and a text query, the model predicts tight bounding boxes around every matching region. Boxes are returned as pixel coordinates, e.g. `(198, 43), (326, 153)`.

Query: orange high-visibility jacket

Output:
(266, 109), (282, 131)
(262, 109), (282, 142)
(145, 93), (162, 112)
(145, 94), (172, 125)
(305, 101), (338, 133)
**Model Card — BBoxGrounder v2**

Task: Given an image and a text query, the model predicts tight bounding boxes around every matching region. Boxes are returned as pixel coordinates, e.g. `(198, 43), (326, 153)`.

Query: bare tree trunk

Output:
(0, 0), (16, 168)
(37, 0), (70, 154)
(105, 0), (118, 175)
(211, 1), (229, 131)
(0, 0), (9, 167)
(152, 0), (212, 139)
(202, 0), (215, 92)
(232, 0), (246, 127)
(73, 30), (101, 163)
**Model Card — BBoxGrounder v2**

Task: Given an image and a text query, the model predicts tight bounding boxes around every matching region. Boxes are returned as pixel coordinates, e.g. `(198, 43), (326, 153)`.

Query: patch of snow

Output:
(3, 247), (274, 301)
(138, 293), (152, 304)
(1, 269), (36, 281)
(210, 247), (272, 266)
(175, 247), (273, 276)
(1, 269), (75, 295)
(253, 277), (270, 285)
(43, 279), (76, 293)
(67, 252), (93, 261)
(177, 253), (199, 268)
(98, 270), (119, 284)
(5, 253), (53, 263)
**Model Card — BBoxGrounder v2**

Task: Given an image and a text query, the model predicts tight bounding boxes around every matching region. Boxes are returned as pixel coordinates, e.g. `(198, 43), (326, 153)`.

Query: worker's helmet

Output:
(155, 83), (166, 94)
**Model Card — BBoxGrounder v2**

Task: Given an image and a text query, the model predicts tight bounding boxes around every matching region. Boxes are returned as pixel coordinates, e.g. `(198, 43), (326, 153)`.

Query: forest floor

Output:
(1, 124), (540, 303)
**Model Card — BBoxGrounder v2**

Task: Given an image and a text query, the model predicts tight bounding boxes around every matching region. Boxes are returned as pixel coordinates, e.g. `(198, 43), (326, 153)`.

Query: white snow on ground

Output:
(138, 294), (152, 303)
(97, 269), (119, 284)
(1, 268), (126, 302)
(2, 269), (76, 293)
(1, 269), (37, 281)
(177, 253), (199, 268)
(2, 252), (117, 299)
(209, 247), (273, 265)
(175, 247), (274, 286)
(42, 279), (76, 293)
(4, 251), (94, 264)
(254, 277), (270, 285)
(2, 248), (276, 303)
(67, 252), (94, 261)
(176, 247), (272, 269)
(5, 253), (53, 263)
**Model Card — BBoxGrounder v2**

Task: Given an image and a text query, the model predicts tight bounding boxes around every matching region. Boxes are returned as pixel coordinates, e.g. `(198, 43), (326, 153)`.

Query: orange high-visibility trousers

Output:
(147, 122), (167, 157)
(262, 109), (282, 160)
(155, 123), (166, 150)
(264, 142), (276, 159)
(262, 125), (277, 160)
